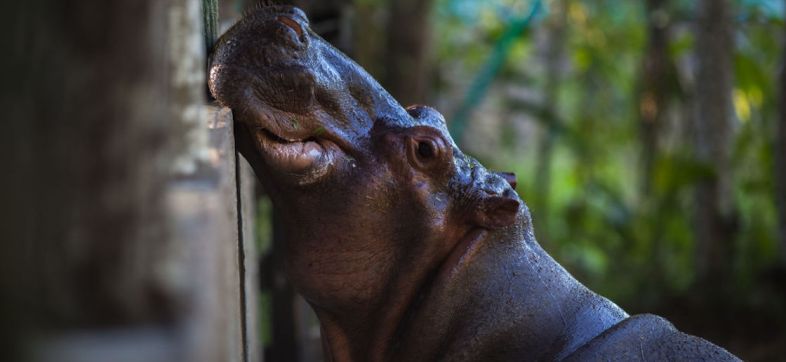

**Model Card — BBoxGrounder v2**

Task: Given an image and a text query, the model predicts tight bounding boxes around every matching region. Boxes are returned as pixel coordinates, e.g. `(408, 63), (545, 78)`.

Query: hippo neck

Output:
(394, 221), (628, 360)
(311, 217), (628, 361)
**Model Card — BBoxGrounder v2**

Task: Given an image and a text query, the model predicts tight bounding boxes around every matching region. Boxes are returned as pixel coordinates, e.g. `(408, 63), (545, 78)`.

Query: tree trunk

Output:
(2, 0), (175, 329)
(352, 2), (386, 79)
(2, 1), (263, 361)
(291, 0), (353, 52)
(777, 0), (786, 265)
(384, 0), (436, 106)
(693, 0), (736, 287)
(639, 0), (673, 195)
(533, 0), (567, 246)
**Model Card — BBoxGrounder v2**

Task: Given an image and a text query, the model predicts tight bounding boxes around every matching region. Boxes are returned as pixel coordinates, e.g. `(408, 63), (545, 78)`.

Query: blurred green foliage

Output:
(433, 0), (784, 308)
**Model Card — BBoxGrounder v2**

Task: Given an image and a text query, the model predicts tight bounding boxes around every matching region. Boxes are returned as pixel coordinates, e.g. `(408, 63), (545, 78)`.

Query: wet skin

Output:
(209, 5), (739, 361)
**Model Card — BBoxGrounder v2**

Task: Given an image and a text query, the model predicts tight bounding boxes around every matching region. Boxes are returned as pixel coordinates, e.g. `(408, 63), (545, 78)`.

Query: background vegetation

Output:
(250, 0), (786, 360)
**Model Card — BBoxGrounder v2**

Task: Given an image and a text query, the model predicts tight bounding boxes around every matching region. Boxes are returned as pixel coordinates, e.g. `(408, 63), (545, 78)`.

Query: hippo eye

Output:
(417, 141), (436, 159)
(404, 129), (451, 173)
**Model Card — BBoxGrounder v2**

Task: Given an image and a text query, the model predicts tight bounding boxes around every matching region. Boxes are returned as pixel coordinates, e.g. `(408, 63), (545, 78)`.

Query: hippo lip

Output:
(253, 123), (341, 184)
(259, 126), (309, 143)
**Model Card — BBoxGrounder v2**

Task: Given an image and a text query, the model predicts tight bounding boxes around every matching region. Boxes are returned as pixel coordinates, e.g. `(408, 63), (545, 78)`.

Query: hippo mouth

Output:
(209, 6), (374, 184)
(252, 122), (342, 184)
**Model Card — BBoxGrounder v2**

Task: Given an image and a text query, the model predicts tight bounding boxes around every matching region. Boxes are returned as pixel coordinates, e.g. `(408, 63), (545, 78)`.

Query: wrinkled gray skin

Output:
(209, 5), (739, 361)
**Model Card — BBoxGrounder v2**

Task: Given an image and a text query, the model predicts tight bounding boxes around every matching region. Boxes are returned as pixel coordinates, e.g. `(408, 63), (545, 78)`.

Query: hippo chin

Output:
(209, 5), (739, 361)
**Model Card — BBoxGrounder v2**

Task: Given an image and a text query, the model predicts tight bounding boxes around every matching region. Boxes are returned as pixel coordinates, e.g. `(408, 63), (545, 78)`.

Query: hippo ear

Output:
(406, 105), (447, 127)
(474, 193), (520, 229)
(494, 171), (517, 190)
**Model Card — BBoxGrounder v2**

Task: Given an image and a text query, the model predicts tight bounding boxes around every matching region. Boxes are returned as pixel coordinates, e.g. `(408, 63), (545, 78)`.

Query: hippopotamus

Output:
(208, 4), (739, 361)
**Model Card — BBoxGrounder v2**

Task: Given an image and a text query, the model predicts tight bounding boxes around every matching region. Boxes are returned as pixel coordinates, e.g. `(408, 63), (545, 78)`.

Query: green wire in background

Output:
(203, 0), (220, 53)
(449, 0), (544, 144)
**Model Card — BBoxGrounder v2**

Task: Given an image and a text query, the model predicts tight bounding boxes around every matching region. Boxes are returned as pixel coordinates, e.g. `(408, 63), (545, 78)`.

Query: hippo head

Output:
(209, 5), (411, 186)
(209, 4), (524, 357)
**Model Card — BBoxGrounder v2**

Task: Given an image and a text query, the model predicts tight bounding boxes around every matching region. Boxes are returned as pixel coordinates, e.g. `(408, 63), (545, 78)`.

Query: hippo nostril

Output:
(277, 15), (304, 39)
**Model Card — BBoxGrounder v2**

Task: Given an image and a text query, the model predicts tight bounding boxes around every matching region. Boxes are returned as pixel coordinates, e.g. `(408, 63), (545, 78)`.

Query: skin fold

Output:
(208, 5), (739, 361)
